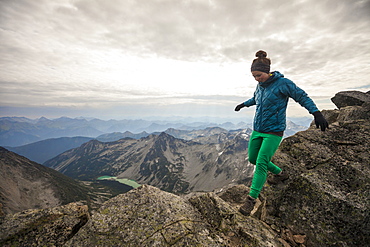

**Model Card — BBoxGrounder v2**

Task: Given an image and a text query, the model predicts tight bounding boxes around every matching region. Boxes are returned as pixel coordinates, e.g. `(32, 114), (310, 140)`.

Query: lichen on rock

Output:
(66, 185), (221, 246)
(0, 202), (89, 247)
(65, 184), (284, 246)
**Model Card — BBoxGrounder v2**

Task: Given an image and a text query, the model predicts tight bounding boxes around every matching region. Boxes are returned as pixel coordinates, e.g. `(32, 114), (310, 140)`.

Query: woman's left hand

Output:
(313, 111), (329, 131)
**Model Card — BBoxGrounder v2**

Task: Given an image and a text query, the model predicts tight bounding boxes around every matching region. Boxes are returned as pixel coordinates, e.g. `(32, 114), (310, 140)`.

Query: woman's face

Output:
(252, 71), (270, 83)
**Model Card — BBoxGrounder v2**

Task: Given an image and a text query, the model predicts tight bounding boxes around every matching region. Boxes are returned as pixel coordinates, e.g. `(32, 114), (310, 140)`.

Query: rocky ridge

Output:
(0, 90), (369, 246)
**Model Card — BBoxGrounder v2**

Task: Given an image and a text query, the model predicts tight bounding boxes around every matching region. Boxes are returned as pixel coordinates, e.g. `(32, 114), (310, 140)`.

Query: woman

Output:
(235, 50), (328, 216)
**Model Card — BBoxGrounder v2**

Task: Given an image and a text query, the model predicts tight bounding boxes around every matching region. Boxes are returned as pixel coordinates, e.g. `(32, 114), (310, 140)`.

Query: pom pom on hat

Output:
(251, 50), (270, 73)
(255, 50), (267, 58)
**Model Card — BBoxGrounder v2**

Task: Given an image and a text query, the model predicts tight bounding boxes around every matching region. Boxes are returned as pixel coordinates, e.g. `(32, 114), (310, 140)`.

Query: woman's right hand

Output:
(235, 103), (246, 111)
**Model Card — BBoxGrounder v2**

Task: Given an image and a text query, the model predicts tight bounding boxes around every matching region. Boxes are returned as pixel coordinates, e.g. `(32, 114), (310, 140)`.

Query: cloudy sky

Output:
(1, 0), (370, 122)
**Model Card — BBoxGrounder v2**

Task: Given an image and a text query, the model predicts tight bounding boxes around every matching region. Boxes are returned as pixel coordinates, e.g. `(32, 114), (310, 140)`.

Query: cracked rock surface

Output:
(66, 184), (282, 246)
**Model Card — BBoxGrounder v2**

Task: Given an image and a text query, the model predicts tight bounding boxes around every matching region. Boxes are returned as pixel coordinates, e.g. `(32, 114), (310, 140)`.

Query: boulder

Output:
(0, 202), (89, 246)
(66, 184), (284, 246)
(331, 90), (370, 109)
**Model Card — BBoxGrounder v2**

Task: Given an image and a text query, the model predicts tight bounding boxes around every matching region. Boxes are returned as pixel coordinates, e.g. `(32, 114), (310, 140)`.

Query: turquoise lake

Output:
(97, 176), (141, 188)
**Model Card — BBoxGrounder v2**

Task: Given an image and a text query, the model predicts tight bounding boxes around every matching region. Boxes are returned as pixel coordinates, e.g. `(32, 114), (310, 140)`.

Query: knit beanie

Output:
(251, 50), (271, 73)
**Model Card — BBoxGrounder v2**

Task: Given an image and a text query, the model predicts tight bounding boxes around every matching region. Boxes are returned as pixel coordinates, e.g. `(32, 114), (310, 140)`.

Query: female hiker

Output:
(235, 50), (328, 216)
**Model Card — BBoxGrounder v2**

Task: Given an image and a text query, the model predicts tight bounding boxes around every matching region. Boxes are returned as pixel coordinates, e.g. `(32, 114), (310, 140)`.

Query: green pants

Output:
(248, 131), (283, 199)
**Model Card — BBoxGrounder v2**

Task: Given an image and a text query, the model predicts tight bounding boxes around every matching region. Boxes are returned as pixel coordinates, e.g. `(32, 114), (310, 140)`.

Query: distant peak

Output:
(38, 117), (50, 121)
(158, 132), (174, 138)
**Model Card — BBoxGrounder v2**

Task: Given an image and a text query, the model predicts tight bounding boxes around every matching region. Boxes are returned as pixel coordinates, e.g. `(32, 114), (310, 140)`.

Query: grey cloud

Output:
(0, 79), (160, 107)
(267, 0), (370, 70)
(2, 0), (369, 64)
(0, 0), (369, 119)
(60, 0), (267, 61)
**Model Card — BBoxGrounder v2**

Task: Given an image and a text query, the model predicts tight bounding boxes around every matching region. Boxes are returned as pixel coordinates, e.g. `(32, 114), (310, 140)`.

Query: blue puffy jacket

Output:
(243, 71), (319, 133)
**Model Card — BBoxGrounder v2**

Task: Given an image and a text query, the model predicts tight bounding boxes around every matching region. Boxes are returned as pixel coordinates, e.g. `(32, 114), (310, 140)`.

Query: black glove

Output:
(313, 111), (329, 131)
(235, 103), (246, 111)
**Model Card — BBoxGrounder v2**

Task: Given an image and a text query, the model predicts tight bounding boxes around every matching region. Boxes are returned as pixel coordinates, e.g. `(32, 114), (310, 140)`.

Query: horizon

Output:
(1, 0), (369, 120)
(0, 113), (312, 147)
(0, 114), (313, 126)
(0, 96), (335, 123)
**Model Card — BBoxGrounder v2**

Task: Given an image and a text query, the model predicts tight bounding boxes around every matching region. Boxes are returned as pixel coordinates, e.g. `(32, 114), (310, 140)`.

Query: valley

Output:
(43, 130), (254, 193)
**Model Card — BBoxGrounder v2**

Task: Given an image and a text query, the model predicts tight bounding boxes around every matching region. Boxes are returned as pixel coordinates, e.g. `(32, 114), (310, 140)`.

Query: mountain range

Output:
(5, 127), (247, 164)
(44, 130), (254, 193)
(0, 116), (310, 147)
(5, 136), (94, 164)
(2, 117), (308, 166)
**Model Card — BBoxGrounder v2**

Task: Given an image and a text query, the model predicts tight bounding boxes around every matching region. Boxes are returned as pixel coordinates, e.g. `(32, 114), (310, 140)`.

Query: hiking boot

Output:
(268, 171), (289, 185)
(239, 196), (256, 216)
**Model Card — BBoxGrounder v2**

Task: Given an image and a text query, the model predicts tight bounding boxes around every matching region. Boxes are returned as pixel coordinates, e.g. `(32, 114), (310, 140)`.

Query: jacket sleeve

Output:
(243, 97), (256, 107)
(243, 89), (257, 107)
(281, 79), (319, 114)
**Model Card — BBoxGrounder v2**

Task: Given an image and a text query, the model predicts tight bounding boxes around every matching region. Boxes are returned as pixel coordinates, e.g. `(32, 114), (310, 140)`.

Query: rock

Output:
(264, 92), (370, 246)
(278, 237), (291, 247)
(0, 203), (4, 217)
(0, 202), (89, 247)
(66, 184), (284, 246)
(293, 234), (306, 244)
(66, 184), (218, 246)
(282, 228), (298, 247)
(218, 184), (250, 204)
(331, 90), (370, 109)
(188, 191), (281, 246)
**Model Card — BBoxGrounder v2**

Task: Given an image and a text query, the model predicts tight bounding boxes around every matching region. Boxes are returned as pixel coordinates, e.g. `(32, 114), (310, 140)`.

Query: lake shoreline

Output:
(97, 176), (141, 188)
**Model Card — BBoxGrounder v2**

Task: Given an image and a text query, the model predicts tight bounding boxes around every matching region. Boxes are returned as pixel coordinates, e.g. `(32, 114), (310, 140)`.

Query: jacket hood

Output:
(259, 71), (284, 88)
